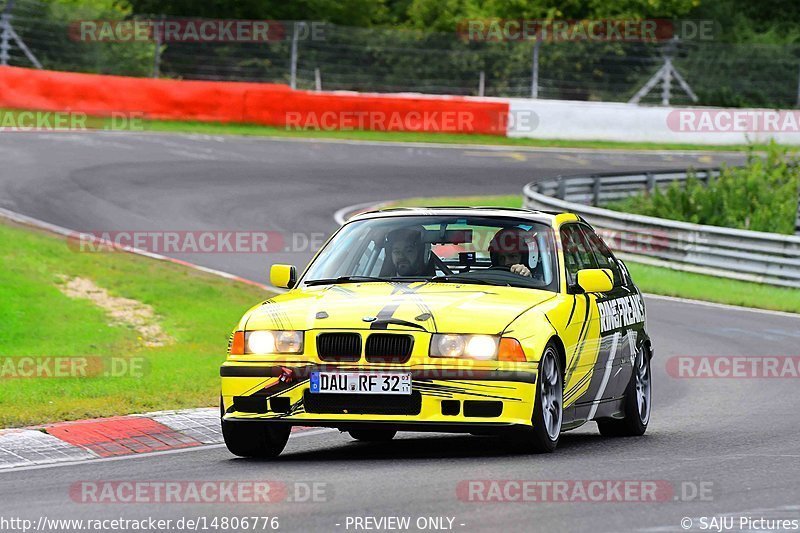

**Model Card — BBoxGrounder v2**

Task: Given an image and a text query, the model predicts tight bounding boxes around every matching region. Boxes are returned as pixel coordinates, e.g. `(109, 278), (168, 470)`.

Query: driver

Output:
(385, 226), (436, 277)
(488, 228), (533, 278)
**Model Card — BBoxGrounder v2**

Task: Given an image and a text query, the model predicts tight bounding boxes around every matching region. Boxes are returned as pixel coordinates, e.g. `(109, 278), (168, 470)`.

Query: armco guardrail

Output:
(523, 168), (800, 288)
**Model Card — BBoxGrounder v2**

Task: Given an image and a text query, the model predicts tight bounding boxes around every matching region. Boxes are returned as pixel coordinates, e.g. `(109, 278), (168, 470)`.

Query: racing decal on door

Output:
(597, 293), (645, 334)
(566, 292), (643, 412)
(585, 331), (620, 419)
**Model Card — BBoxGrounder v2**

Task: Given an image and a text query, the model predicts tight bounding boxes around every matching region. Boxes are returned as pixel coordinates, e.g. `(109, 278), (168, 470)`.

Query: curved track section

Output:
(1, 133), (797, 533)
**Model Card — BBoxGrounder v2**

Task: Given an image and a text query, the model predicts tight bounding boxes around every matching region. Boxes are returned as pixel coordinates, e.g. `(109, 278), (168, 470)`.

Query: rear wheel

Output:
(348, 429), (397, 442)
(514, 342), (563, 453)
(597, 344), (651, 437)
(221, 417), (291, 458)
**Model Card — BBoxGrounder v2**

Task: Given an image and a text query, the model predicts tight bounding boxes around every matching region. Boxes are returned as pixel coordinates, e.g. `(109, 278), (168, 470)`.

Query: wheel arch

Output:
(641, 333), (654, 360)
(547, 335), (567, 378)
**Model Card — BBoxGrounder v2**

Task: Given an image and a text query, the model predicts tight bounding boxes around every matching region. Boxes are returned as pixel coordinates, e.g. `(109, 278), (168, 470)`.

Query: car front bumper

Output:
(220, 362), (537, 430)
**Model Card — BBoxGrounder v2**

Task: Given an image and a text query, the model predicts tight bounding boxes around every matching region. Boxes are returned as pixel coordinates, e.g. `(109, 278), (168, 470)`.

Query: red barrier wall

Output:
(0, 66), (508, 135)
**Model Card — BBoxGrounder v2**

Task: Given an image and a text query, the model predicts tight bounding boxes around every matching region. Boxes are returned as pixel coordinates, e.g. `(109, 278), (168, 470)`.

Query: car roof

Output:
(347, 206), (578, 226)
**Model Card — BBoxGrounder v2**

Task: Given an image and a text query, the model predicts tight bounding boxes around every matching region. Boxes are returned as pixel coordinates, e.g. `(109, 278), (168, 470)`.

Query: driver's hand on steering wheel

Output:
(510, 264), (532, 277)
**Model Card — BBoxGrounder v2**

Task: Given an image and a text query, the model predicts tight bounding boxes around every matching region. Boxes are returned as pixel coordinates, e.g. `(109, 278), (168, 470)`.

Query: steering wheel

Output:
(488, 265), (512, 272)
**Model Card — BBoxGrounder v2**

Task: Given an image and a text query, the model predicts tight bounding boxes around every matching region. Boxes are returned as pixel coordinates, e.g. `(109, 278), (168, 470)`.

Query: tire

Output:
(514, 341), (563, 453)
(221, 418), (291, 458)
(597, 344), (652, 437)
(348, 428), (397, 442)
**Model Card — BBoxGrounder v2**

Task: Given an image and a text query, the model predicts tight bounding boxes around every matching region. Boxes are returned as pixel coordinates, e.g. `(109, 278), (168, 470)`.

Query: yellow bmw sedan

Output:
(220, 207), (653, 457)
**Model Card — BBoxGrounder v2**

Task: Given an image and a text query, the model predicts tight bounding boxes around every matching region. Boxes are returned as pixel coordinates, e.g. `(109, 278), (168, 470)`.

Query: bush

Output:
(607, 143), (800, 234)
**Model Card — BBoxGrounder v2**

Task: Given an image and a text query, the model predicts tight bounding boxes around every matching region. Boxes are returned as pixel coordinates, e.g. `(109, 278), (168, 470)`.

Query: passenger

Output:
(384, 226), (436, 277)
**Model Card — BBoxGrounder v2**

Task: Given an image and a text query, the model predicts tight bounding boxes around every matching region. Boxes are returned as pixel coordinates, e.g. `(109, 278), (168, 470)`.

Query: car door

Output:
(557, 224), (601, 420)
(578, 224), (645, 420)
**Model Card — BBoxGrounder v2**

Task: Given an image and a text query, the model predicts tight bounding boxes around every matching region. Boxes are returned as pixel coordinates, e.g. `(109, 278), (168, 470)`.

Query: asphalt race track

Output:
(1, 133), (799, 533)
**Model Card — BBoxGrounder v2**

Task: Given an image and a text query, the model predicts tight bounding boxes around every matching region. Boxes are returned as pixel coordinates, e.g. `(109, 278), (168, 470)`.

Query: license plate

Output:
(309, 372), (412, 395)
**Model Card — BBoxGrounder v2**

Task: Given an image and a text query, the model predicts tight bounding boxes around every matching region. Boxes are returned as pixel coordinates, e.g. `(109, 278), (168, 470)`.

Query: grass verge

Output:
(382, 195), (800, 314)
(144, 119), (758, 152)
(623, 262), (800, 313)
(0, 218), (270, 428)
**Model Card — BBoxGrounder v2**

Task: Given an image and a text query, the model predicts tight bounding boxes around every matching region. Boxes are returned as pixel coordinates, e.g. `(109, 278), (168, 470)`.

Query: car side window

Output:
(580, 225), (625, 288)
(560, 224), (598, 288)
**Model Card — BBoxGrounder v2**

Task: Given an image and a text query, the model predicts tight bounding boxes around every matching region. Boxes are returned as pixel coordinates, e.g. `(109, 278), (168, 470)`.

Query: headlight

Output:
(275, 330), (303, 353)
(430, 334), (498, 360)
(245, 330), (304, 354)
(465, 335), (498, 359)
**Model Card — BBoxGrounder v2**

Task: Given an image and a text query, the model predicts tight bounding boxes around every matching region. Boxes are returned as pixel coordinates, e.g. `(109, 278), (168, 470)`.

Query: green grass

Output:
(145, 119), (759, 152)
(624, 262), (800, 313)
(0, 219), (271, 428)
(383, 195), (800, 314)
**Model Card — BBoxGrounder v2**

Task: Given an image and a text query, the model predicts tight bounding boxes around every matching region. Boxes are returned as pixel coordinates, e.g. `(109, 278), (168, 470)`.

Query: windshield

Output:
(301, 215), (559, 291)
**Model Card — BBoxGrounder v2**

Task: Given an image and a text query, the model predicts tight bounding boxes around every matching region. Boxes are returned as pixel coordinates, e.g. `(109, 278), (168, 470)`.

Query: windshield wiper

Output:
(427, 275), (505, 287)
(305, 276), (432, 286)
(304, 276), (389, 286)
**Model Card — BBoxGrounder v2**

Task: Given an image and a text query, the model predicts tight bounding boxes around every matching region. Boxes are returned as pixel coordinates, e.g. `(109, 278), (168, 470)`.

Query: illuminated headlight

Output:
(245, 330), (304, 355)
(430, 334), (498, 360)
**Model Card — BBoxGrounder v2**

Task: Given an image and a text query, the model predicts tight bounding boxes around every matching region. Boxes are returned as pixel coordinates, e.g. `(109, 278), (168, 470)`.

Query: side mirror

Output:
(270, 264), (297, 289)
(576, 268), (613, 293)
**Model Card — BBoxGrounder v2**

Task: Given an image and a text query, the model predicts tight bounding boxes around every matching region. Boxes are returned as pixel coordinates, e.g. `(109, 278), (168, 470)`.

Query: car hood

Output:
(244, 282), (556, 334)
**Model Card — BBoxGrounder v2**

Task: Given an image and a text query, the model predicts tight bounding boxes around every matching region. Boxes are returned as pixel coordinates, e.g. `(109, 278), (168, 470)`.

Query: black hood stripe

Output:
(371, 282), (426, 330)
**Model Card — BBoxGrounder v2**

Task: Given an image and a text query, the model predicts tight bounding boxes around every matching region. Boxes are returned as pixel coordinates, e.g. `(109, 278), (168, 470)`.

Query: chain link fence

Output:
(2, 0), (800, 108)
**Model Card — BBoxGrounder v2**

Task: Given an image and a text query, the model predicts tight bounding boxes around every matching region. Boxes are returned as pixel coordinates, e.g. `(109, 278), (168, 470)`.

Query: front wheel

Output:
(222, 419), (291, 458)
(597, 344), (651, 437)
(514, 342), (563, 453)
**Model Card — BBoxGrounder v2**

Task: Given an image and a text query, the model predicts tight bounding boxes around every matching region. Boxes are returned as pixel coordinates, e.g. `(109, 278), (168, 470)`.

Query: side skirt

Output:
(569, 396), (626, 425)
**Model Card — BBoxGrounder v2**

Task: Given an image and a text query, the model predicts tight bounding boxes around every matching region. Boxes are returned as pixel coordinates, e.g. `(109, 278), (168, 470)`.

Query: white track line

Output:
(0, 429), (336, 474)
(333, 200), (392, 225)
(123, 131), (747, 157)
